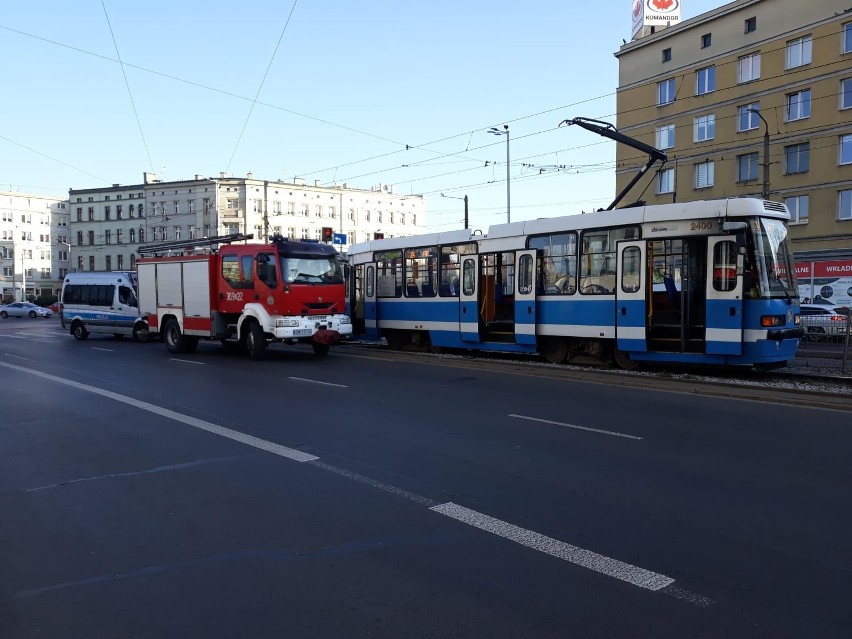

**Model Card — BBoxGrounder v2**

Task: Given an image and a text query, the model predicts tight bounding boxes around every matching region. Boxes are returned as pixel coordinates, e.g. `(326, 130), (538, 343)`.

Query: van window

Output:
(119, 285), (137, 307)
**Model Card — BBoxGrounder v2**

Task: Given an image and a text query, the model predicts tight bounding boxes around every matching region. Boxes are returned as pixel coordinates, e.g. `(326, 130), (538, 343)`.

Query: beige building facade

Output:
(615, 0), (852, 261)
(68, 173), (425, 273)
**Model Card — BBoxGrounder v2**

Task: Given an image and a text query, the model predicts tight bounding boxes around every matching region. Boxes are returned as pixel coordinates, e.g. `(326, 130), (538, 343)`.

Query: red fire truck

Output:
(136, 233), (352, 360)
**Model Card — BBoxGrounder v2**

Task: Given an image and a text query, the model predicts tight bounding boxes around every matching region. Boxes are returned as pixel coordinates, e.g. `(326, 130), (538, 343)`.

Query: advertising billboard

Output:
(644, 0), (681, 27)
(796, 260), (852, 307)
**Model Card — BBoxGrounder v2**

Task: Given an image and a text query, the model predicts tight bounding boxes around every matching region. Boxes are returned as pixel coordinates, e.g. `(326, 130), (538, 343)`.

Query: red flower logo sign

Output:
(647, 0), (679, 13)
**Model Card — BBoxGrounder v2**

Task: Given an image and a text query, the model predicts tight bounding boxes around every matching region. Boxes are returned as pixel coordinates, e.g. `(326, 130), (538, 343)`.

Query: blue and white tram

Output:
(346, 197), (804, 370)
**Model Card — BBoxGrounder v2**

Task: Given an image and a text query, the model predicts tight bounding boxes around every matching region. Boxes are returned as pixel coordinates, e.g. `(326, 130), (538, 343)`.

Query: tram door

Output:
(459, 256), (479, 341)
(363, 264), (379, 340)
(705, 236), (743, 355)
(615, 241), (648, 353)
(514, 250), (537, 345)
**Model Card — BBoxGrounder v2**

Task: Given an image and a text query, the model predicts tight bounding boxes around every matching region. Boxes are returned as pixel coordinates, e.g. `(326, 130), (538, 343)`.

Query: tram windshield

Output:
(748, 217), (797, 300)
(281, 255), (344, 285)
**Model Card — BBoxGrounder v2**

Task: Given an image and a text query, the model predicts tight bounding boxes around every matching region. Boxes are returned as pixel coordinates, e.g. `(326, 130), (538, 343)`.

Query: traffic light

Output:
(373, 232), (384, 240)
(321, 227), (333, 242)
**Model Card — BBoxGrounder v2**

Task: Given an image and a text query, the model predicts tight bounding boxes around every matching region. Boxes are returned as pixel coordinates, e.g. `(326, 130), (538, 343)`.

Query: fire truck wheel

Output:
(312, 342), (330, 356)
(163, 318), (185, 354)
(246, 321), (267, 360)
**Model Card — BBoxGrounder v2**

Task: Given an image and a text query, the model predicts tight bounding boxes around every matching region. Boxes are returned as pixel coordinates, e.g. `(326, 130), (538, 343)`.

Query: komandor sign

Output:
(644, 0), (681, 25)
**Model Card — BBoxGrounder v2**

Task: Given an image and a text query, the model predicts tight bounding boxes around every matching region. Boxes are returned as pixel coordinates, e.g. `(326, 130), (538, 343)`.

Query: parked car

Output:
(0, 302), (53, 319)
(799, 304), (848, 341)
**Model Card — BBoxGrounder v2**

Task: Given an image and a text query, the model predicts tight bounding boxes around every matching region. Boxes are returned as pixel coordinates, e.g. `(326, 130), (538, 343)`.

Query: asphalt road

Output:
(1, 318), (850, 638)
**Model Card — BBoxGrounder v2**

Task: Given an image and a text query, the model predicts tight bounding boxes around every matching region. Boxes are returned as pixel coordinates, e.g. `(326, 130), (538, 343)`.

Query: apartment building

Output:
(0, 191), (69, 302)
(68, 173), (425, 272)
(615, 0), (852, 265)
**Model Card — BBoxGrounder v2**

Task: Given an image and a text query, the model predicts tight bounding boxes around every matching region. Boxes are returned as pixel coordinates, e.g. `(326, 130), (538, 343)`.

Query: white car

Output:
(0, 302), (53, 319)
(799, 304), (848, 341)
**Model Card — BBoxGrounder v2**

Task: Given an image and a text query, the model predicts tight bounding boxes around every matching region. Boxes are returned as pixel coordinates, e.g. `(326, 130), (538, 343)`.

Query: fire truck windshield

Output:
(282, 256), (344, 285)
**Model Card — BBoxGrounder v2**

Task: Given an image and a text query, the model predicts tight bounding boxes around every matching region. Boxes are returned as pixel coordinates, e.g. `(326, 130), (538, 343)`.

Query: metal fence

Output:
(796, 312), (851, 375)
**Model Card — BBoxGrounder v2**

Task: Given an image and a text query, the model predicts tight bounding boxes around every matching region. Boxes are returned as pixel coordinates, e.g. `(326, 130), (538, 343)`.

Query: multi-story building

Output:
(0, 191), (69, 302)
(68, 172), (425, 272)
(615, 0), (852, 269)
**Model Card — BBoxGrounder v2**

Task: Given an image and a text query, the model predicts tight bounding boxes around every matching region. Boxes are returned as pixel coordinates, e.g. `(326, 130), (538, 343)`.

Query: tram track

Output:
(337, 343), (852, 412)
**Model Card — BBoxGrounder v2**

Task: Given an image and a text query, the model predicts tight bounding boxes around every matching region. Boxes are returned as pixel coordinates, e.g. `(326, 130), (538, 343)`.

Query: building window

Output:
(662, 47), (671, 62)
(88, 256), (95, 271)
(88, 230), (95, 245)
(784, 143), (810, 174)
(841, 78), (852, 109)
(694, 162), (714, 189)
(695, 66), (715, 95)
(658, 168), (675, 194)
(784, 195), (809, 224)
(841, 134), (852, 164)
(105, 255), (112, 271)
(745, 17), (756, 33)
(840, 189), (852, 220)
(786, 89), (811, 121)
(130, 228), (136, 243)
(657, 78), (676, 105)
(786, 35), (812, 69)
(656, 124), (675, 150)
(117, 254), (124, 270)
(737, 153), (759, 182)
(105, 230), (112, 245)
(693, 114), (715, 142)
(301, 204), (309, 216)
(737, 103), (760, 132)
(844, 22), (852, 54)
(701, 33), (711, 48)
(116, 229), (123, 244)
(737, 53), (761, 83)
(116, 205), (123, 219)
(88, 207), (94, 221)
(227, 198), (238, 209)
(76, 207), (82, 222)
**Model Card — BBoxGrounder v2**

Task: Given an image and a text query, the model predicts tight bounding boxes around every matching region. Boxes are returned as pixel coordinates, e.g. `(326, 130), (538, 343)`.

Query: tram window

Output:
(405, 246), (437, 297)
(712, 241), (738, 292)
(366, 265), (374, 297)
(621, 247), (641, 293)
(518, 254), (534, 294)
(440, 243), (474, 296)
(375, 250), (402, 297)
(530, 232), (577, 295)
(462, 259), (476, 295)
(580, 226), (639, 294)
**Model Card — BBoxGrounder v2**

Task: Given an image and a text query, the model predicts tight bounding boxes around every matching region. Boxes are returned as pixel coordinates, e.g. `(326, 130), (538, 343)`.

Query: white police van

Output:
(60, 271), (149, 341)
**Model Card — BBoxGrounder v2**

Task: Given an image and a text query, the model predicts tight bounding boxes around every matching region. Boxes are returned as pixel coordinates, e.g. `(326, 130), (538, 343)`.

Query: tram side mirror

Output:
(723, 222), (748, 252)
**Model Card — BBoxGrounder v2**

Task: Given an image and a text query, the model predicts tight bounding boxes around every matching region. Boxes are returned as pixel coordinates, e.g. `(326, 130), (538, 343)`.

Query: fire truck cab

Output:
(137, 234), (352, 360)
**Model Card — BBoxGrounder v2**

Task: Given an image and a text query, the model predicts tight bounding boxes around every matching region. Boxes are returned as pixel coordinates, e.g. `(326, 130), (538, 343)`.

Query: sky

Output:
(1, 0), (724, 233)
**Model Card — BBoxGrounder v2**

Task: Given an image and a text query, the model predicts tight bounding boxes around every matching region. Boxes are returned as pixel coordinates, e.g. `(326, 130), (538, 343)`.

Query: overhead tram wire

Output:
(225, 0), (299, 174)
(0, 133), (109, 184)
(100, 0), (153, 173)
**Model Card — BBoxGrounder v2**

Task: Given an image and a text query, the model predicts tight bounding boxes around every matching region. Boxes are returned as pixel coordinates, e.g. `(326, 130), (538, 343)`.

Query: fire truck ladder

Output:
(137, 233), (255, 256)
(559, 116), (668, 210)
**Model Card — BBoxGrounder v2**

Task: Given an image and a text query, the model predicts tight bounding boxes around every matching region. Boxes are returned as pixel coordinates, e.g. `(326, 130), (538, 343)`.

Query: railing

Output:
(798, 312), (851, 375)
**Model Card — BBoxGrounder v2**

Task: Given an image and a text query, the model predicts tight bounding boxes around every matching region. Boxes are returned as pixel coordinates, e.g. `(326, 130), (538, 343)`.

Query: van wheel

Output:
(29, 311), (37, 319)
(72, 322), (89, 341)
(246, 321), (267, 360)
(133, 324), (150, 342)
(0, 311), (7, 319)
(163, 318), (185, 354)
(312, 342), (330, 356)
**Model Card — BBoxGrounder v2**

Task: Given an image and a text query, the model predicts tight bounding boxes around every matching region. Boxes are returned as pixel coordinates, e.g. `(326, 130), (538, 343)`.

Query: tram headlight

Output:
(760, 315), (785, 327)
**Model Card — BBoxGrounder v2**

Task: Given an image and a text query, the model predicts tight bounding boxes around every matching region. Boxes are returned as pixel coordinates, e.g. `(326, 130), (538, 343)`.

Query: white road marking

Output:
(288, 377), (349, 388)
(169, 358), (204, 365)
(509, 414), (643, 440)
(430, 502), (674, 591)
(0, 361), (318, 463)
(92, 348), (115, 352)
(0, 334), (27, 339)
(2, 353), (30, 360)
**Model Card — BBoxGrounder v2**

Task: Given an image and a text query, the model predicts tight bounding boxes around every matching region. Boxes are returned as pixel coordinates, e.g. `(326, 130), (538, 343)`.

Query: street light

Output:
(488, 125), (510, 223)
(441, 193), (469, 229)
(747, 108), (770, 199)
